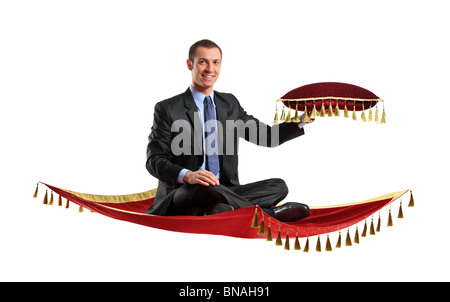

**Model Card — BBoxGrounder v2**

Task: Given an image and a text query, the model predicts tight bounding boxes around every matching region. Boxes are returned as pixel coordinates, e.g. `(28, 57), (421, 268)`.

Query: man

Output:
(145, 39), (311, 222)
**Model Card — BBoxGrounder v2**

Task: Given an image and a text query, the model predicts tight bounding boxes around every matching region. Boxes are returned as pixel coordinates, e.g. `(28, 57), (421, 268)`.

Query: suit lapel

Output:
(183, 88), (203, 155)
(214, 92), (227, 131)
(183, 88), (196, 124)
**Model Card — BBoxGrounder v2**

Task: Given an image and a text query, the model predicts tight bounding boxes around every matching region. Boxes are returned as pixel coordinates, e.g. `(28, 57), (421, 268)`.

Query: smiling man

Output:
(145, 39), (311, 222)
(187, 43), (221, 96)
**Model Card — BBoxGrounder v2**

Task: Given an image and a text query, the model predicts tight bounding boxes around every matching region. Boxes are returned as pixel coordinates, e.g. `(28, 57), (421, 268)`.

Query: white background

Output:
(1, 0), (449, 282)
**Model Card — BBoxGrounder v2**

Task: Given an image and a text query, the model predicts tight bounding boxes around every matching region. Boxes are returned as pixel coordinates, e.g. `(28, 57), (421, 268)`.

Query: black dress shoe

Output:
(205, 203), (234, 215)
(272, 202), (310, 222)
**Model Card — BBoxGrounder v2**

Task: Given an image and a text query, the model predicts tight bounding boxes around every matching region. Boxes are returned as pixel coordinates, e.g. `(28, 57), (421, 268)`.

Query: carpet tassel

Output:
(398, 201), (404, 219)
(48, 191), (54, 205)
(361, 219), (367, 237)
(316, 234), (321, 252)
(325, 234), (332, 251)
(33, 183), (39, 198)
(370, 216), (376, 235)
(354, 226), (360, 244)
(258, 215), (265, 235)
(294, 230), (301, 250)
(284, 232), (290, 250)
(387, 208), (394, 227)
(43, 189), (48, 205)
(376, 212), (381, 232)
(408, 190), (414, 207)
(275, 227), (283, 246)
(303, 236), (309, 252)
(335, 231), (342, 248)
(251, 207), (259, 228)
(266, 222), (273, 241)
(345, 228), (352, 246)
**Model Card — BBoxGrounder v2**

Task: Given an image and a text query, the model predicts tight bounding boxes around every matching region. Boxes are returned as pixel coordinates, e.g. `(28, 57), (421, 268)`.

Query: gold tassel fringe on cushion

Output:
(273, 98), (386, 125)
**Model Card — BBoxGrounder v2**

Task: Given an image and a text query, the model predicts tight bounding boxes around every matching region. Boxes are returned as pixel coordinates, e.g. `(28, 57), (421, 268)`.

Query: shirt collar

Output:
(189, 85), (215, 108)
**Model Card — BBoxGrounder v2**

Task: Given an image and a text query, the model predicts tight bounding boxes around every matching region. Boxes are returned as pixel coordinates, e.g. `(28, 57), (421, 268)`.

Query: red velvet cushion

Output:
(280, 82), (380, 112)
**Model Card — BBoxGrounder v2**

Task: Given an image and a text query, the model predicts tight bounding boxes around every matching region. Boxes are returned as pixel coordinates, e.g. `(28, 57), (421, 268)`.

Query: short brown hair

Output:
(188, 39), (222, 63)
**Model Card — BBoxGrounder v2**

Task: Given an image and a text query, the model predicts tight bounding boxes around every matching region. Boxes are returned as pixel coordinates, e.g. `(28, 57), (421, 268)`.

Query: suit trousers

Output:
(171, 178), (288, 215)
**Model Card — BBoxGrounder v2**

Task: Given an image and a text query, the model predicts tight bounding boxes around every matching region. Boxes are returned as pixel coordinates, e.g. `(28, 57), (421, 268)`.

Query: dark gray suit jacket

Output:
(145, 88), (304, 215)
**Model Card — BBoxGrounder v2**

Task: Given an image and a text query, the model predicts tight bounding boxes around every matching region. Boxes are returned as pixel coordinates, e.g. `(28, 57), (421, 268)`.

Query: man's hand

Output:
(183, 170), (220, 186)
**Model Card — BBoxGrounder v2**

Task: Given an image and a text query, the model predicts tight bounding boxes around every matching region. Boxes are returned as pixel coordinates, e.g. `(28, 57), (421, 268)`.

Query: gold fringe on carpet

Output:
(251, 189), (414, 252)
(34, 182), (90, 214)
(33, 182), (414, 253)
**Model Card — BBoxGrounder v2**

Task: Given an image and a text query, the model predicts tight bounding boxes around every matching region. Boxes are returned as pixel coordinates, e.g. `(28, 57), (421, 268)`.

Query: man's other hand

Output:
(183, 170), (220, 186)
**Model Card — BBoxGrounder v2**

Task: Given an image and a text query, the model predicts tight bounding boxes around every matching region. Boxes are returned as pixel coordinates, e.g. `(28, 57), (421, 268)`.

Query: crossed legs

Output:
(172, 178), (291, 216)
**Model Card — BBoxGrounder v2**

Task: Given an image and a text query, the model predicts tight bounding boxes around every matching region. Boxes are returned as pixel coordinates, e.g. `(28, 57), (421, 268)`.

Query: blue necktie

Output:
(203, 96), (220, 178)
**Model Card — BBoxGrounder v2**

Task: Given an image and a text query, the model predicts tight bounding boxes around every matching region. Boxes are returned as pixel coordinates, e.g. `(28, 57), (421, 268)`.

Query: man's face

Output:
(187, 46), (221, 94)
